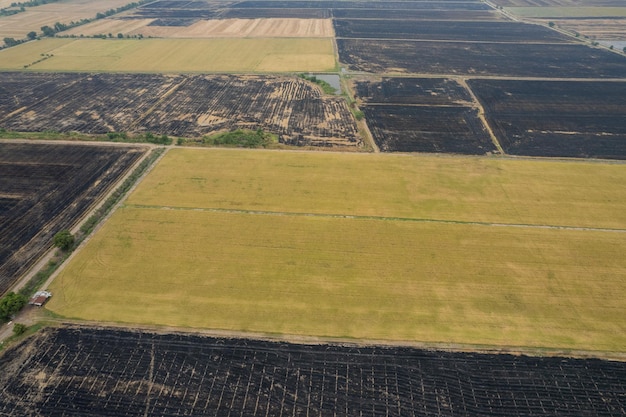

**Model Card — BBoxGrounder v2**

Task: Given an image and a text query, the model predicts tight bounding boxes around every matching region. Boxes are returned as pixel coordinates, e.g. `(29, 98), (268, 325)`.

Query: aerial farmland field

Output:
(0, 142), (145, 295)
(0, 0), (135, 39)
(469, 79), (626, 159)
(0, 72), (359, 147)
(353, 77), (495, 154)
(64, 17), (334, 38)
(46, 149), (626, 352)
(338, 39), (626, 77)
(0, 38), (336, 72)
(334, 19), (571, 42)
(2, 0), (626, 413)
(1, 326), (624, 416)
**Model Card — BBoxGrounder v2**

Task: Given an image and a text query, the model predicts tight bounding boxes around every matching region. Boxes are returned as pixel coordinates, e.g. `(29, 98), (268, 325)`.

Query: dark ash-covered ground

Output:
(0, 326), (624, 416)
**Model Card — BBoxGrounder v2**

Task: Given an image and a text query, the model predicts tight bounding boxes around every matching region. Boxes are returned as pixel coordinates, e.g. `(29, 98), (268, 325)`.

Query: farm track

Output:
(126, 204), (626, 234)
(457, 77), (505, 154)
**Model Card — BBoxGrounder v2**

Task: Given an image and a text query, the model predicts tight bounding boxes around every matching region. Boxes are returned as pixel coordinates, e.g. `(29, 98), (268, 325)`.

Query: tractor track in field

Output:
(125, 203), (626, 234)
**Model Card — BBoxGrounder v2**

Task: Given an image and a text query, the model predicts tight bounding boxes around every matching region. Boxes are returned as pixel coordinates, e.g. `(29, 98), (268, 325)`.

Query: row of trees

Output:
(2, 0), (151, 48)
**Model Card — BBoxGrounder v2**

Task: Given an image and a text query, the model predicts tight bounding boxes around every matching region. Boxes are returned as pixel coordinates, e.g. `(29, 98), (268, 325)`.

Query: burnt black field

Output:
(0, 326), (624, 416)
(355, 77), (472, 105)
(354, 78), (494, 154)
(0, 143), (145, 295)
(0, 72), (359, 147)
(338, 40), (626, 77)
(331, 9), (503, 19)
(218, 7), (331, 18)
(364, 105), (494, 154)
(334, 19), (571, 42)
(230, 1), (491, 10)
(469, 80), (626, 159)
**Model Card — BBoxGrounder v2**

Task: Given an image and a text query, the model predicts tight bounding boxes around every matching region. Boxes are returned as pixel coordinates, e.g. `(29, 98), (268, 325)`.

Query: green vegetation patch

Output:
(180, 129), (278, 148)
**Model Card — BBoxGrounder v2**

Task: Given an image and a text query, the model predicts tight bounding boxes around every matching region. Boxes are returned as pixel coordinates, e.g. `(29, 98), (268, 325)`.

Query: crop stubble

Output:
(0, 326), (624, 416)
(469, 79), (626, 159)
(0, 38), (336, 72)
(0, 73), (359, 147)
(65, 18), (334, 38)
(353, 77), (494, 154)
(0, 143), (145, 295)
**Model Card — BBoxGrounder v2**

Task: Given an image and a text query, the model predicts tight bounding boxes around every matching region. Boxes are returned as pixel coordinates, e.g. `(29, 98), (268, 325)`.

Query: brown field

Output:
(61, 18), (156, 38)
(65, 17), (334, 38)
(534, 18), (626, 40)
(0, 0), (135, 39)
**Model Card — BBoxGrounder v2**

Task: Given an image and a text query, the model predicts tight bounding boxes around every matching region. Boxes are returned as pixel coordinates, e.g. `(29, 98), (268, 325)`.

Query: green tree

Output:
(27, 31), (37, 40)
(117, 33), (124, 39)
(3, 37), (18, 47)
(53, 230), (74, 251)
(41, 25), (55, 37)
(0, 292), (27, 321)
(12, 323), (27, 336)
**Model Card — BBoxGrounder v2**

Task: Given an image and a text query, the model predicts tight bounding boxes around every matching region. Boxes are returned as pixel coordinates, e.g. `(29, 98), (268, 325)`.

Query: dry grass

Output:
(46, 149), (626, 352)
(65, 18), (334, 38)
(128, 149), (626, 229)
(0, 0), (135, 39)
(0, 38), (336, 72)
(47, 205), (626, 351)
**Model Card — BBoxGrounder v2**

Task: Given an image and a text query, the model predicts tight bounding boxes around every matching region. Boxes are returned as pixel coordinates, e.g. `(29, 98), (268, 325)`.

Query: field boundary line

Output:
(458, 77), (505, 155)
(46, 322), (626, 362)
(124, 204), (626, 234)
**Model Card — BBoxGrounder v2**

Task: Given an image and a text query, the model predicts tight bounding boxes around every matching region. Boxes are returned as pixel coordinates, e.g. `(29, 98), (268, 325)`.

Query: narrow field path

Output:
(457, 77), (505, 154)
(125, 204), (626, 234)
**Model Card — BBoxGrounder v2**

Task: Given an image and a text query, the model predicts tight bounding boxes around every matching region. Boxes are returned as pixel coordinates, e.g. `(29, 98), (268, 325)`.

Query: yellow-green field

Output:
(47, 149), (626, 352)
(0, 38), (336, 72)
(128, 149), (626, 229)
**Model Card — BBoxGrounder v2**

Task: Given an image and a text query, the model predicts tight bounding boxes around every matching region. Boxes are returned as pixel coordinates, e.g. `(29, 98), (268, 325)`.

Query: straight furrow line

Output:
(123, 204), (626, 233)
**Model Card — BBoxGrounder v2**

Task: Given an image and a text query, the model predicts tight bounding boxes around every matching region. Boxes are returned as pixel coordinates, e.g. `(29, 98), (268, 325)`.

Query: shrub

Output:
(53, 230), (74, 251)
(12, 323), (27, 336)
